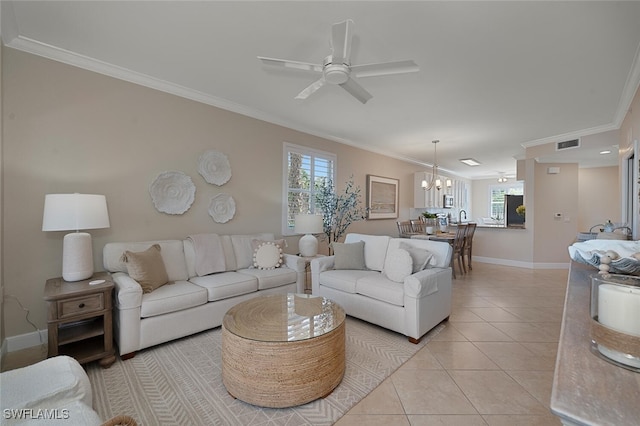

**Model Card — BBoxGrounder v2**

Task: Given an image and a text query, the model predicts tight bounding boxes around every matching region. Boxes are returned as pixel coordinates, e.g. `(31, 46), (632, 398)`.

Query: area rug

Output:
(87, 317), (442, 425)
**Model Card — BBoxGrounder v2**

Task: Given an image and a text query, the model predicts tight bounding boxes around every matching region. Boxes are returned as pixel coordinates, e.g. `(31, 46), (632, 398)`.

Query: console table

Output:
(550, 262), (640, 425)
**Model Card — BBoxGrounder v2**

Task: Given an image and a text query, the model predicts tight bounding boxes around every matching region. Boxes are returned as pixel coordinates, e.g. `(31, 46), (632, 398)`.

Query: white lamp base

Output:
(299, 234), (319, 257)
(62, 232), (94, 281)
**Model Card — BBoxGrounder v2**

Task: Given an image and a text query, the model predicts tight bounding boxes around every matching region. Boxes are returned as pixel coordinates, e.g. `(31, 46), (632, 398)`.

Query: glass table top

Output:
(222, 293), (345, 342)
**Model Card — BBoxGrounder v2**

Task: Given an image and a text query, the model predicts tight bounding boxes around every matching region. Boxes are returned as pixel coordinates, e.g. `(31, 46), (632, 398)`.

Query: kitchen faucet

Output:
(459, 210), (467, 223)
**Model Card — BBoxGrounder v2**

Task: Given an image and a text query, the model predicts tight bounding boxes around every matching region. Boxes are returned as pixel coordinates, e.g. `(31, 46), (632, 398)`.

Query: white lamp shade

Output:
(294, 214), (323, 234)
(42, 194), (110, 231)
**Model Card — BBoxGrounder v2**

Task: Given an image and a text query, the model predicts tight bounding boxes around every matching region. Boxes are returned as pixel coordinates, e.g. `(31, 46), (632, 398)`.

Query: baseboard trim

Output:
(473, 256), (569, 270)
(4, 329), (48, 352)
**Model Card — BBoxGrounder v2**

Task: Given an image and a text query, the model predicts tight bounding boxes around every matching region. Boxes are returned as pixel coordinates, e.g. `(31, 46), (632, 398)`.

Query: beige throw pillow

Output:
(120, 244), (169, 293)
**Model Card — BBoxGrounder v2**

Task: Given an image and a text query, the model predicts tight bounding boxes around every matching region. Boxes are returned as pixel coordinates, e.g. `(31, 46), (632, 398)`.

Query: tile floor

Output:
(337, 262), (567, 426)
(2, 262), (568, 426)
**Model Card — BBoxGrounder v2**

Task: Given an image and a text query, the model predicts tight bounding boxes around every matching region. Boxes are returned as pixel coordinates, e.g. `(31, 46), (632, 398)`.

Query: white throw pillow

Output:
(253, 241), (283, 270)
(399, 242), (434, 273)
(383, 248), (413, 283)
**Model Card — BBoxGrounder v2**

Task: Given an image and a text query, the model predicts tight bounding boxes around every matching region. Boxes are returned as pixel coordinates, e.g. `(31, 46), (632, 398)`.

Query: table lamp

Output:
(42, 193), (110, 281)
(294, 214), (323, 257)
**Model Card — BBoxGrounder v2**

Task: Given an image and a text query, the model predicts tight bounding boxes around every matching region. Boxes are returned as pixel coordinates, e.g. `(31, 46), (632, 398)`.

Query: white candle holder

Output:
(590, 274), (640, 372)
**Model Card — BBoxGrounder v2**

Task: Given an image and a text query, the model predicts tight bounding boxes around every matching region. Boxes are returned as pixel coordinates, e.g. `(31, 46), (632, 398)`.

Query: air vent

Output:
(556, 139), (580, 151)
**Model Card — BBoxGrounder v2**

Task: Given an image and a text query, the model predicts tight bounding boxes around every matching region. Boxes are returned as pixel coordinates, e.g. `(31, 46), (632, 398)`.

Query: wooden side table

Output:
(44, 271), (116, 368)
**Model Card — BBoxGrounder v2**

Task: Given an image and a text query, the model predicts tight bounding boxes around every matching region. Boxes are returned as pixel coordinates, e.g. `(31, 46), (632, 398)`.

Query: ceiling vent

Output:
(556, 138), (580, 151)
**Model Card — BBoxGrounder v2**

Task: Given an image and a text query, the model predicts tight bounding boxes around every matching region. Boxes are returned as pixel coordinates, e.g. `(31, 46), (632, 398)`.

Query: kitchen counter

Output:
(550, 261), (640, 425)
(449, 223), (524, 229)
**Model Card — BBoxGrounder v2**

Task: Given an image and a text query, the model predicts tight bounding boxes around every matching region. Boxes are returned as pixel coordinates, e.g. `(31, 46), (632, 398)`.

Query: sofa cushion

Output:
(383, 248), (413, 282)
(189, 272), (258, 301)
(388, 238), (451, 269)
(356, 274), (405, 307)
(120, 244), (169, 293)
(103, 240), (189, 281)
(251, 239), (285, 269)
(399, 241), (434, 273)
(238, 267), (297, 290)
(345, 233), (391, 271)
(319, 269), (379, 294)
(231, 233), (276, 269)
(140, 281), (207, 318)
(332, 241), (367, 270)
(0, 355), (92, 411)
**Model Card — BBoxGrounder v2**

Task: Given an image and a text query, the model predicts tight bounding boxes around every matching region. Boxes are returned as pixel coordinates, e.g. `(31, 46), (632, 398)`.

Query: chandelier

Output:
(421, 140), (440, 191)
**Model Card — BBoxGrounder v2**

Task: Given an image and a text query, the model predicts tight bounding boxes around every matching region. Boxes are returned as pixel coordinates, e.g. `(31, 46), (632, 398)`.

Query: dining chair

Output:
(462, 222), (477, 271)
(451, 224), (467, 279)
(410, 219), (426, 234)
(397, 221), (419, 238)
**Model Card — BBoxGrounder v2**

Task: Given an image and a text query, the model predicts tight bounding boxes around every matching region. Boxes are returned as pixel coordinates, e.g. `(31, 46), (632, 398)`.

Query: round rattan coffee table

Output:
(221, 293), (346, 408)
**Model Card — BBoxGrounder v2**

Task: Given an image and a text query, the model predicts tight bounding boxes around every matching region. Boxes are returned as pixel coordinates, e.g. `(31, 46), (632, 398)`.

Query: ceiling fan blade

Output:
(258, 56), (323, 73)
(351, 60), (419, 78)
(340, 77), (372, 104)
(331, 19), (353, 64)
(295, 78), (326, 100)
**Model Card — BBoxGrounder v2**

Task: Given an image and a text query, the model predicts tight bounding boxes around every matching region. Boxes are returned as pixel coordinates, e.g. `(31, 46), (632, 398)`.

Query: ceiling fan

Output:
(258, 19), (419, 104)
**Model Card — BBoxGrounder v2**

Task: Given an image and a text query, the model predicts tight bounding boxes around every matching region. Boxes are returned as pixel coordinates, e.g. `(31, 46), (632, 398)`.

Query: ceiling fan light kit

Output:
(258, 19), (418, 103)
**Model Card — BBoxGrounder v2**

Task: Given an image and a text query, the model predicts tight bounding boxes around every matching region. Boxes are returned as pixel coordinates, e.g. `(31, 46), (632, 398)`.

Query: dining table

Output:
(411, 232), (456, 245)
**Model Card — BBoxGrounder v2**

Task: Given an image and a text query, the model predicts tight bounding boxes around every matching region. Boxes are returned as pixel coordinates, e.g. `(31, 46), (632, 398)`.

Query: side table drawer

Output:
(58, 294), (104, 319)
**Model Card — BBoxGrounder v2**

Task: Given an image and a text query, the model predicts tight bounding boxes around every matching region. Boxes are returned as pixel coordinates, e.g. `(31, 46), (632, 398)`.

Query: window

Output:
(283, 143), (336, 235)
(489, 182), (523, 221)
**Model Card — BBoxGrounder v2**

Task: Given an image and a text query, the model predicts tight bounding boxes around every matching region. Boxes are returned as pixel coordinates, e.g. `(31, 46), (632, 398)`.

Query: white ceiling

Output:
(3, 1), (640, 179)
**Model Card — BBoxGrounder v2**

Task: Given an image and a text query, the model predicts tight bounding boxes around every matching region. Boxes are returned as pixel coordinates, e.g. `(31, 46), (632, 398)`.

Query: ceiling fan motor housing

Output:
(323, 55), (350, 84)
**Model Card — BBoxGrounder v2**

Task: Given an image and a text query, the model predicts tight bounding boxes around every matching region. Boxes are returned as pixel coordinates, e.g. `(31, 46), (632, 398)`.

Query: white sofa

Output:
(311, 233), (453, 343)
(103, 233), (305, 358)
(0, 355), (123, 425)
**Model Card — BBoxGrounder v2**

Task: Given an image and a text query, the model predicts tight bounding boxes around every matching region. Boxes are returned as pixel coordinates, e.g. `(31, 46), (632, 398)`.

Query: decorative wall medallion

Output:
(208, 193), (236, 223)
(197, 150), (231, 186)
(149, 171), (196, 215)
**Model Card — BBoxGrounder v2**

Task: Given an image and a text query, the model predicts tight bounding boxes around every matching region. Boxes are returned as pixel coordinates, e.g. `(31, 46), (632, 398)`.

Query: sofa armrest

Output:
(112, 272), (143, 309)
(404, 267), (452, 299)
(282, 253), (305, 272)
(310, 256), (335, 295)
(283, 253), (306, 293)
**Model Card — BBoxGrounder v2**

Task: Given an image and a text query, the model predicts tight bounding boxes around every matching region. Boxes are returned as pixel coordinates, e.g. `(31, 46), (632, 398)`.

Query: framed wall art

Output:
(366, 175), (399, 219)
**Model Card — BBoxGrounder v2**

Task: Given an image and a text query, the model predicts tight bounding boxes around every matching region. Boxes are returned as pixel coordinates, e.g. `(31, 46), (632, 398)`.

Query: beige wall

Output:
(1, 48), (420, 338)
(619, 82), (640, 238)
(578, 167), (620, 231)
(471, 159), (619, 266)
(533, 162), (579, 263)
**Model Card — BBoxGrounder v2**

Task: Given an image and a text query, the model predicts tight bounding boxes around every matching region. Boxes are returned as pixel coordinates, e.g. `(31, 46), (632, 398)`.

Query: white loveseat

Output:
(311, 233), (453, 343)
(103, 233), (304, 358)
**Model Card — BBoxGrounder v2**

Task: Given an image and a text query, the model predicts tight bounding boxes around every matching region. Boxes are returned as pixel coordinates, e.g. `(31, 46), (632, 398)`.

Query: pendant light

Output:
(421, 140), (440, 191)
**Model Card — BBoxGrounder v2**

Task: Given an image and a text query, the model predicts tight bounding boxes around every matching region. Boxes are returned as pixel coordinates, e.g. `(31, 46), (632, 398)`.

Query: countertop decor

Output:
(590, 274), (640, 371)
